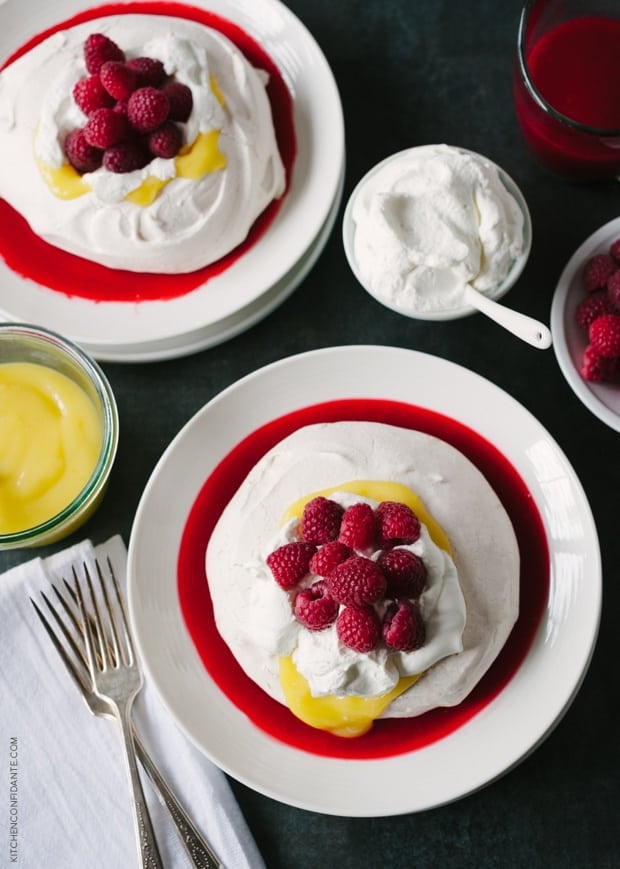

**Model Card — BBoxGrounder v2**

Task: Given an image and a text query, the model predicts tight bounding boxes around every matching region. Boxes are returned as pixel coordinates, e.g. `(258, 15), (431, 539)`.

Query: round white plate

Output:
(86, 159), (345, 361)
(127, 345), (601, 816)
(0, 0), (344, 358)
(551, 217), (620, 432)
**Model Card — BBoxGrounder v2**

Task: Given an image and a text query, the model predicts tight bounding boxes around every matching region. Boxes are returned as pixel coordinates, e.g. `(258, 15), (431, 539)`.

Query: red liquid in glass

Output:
(0, 2), (296, 302)
(177, 399), (549, 761)
(514, 15), (620, 178)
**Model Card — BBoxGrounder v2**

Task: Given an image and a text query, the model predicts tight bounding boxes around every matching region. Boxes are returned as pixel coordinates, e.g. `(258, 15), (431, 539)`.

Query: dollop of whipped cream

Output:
(251, 491), (465, 698)
(0, 15), (286, 273)
(351, 144), (525, 313)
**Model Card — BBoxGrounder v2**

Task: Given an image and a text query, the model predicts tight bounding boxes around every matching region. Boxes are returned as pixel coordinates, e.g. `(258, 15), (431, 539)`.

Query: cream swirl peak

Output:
(0, 15), (286, 273)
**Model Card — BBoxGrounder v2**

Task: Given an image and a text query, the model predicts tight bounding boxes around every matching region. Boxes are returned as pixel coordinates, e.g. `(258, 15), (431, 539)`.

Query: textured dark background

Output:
(2, 1), (619, 866)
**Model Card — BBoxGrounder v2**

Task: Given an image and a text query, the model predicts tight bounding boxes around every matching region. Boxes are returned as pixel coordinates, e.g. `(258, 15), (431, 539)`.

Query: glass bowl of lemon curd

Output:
(0, 323), (118, 549)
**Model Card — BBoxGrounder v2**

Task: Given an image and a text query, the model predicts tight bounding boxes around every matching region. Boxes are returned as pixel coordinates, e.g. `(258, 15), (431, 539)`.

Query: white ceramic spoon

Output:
(463, 285), (552, 349)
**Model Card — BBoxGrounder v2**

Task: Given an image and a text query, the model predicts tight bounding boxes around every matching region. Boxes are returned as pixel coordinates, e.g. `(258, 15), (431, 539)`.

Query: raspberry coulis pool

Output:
(178, 399), (549, 761)
(0, 2), (296, 302)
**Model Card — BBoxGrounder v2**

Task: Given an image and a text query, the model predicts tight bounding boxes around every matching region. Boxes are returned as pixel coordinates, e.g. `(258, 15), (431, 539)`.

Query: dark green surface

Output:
(2, 1), (619, 866)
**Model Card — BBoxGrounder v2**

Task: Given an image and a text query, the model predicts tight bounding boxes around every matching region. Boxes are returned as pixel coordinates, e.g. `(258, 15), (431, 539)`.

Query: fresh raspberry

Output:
(336, 606), (380, 653)
(72, 75), (114, 115)
(338, 502), (376, 551)
(126, 56), (166, 87)
(579, 344), (620, 383)
(377, 548), (426, 598)
(161, 81), (193, 122)
(100, 61), (137, 100)
(328, 555), (386, 606)
(583, 254), (617, 293)
(102, 141), (151, 174)
(84, 33), (125, 75)
(64, 128), (103, 173)
(113, 100), (129, 117)
(375, 501), (421, 549)
(589, 313), (620, 358)
(266, 541), (316, 590)
(83, 107), (127, 148)
(309, 541), (352, 577)
(148, 121), (183, 159)
(294, 580), (339, 630)
(127, 86), (170, 133)
(382, 600), (425, 652)
(607, 271), (620, 311)
(610, 238), (620, 264)
(300, 497), (344, 545)
(575, 291), (614, 330)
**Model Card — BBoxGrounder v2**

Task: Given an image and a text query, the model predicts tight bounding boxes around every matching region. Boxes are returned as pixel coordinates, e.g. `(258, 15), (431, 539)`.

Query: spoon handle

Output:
(464, 286), (552, 349)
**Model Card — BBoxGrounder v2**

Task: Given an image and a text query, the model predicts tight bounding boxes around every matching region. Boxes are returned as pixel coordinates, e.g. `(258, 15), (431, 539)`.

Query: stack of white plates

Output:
(0, 0), (344, 362)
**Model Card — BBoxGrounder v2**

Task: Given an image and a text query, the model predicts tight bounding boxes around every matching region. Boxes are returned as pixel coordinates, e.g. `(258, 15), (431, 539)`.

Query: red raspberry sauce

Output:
(528, 17), (620, 131)
(0, 2), (296, 302)
(513, 15), (620, 177)
(177, 399), (550, 760)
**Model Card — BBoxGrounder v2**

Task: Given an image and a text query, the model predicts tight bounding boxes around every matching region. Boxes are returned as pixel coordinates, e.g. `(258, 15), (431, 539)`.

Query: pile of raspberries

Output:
(64, 33), (194, 175)
(575, 238), (620, 383)
(266, 495), (428, 654)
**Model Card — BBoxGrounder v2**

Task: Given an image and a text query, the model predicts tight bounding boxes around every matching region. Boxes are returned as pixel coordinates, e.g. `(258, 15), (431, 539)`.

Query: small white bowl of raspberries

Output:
(66, 33), (193, 174)
(551, 218), (620, 432)
(575, 243), (620, 382)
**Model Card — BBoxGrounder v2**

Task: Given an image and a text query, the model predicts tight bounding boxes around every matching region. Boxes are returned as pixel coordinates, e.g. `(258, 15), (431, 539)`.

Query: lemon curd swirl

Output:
(37, 76), (227, 206)
(278, 480), (453, 737)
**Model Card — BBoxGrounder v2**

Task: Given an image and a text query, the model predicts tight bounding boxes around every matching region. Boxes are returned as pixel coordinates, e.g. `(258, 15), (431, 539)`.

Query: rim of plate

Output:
(342, 145), (532, 321)
(0, 0), (344, 354)
(551, 216), (620, 432)
(81, 158), (345, 362)
(127, 345), (601, 816)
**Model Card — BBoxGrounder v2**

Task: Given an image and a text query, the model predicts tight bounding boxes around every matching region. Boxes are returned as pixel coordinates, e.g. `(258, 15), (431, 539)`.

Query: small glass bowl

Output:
(0, 323), (119, 549)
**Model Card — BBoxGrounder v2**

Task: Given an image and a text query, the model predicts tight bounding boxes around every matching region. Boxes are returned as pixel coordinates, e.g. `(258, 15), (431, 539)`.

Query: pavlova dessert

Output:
(206, 422), (520, 737)
(0, 15), (285, 272)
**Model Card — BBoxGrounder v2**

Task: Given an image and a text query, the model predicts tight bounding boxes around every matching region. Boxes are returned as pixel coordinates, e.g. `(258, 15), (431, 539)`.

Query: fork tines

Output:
(31, 586), (90, 695)
(73, 558), (135, 672)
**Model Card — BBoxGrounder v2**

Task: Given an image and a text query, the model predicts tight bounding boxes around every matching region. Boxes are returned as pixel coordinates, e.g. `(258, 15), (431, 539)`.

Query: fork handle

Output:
(133, 727), (221, 868)
(116, 703), (165, 869)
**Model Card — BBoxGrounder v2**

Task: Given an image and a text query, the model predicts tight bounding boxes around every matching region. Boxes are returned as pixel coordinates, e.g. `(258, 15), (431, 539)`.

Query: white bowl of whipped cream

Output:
(343, 144), (532, 321)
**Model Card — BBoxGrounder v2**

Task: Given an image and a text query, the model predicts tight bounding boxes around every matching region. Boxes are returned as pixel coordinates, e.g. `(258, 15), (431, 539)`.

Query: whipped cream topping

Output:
(351, 144), (525, 313)
(256, 491), (466, 698)
(206, 422), (520, 718)
(0, 15), (286, 273)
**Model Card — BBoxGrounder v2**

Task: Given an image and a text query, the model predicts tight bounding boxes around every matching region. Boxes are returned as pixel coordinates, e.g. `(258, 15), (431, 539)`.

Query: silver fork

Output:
(31, 573), (221, 869)
(72, 559), (164, 869)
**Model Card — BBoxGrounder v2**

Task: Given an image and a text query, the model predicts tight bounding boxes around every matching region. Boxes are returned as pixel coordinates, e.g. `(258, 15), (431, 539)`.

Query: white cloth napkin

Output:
(0, 535), (266, 869)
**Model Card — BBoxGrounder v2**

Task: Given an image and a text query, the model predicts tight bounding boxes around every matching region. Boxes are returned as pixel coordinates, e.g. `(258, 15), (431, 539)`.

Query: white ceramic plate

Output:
(342, 146), (532, 321)
(85, 160), (345, 361)
(127, 345), (600, 816)
(551, 217), (620, 432)
(0, 0), (344, 358)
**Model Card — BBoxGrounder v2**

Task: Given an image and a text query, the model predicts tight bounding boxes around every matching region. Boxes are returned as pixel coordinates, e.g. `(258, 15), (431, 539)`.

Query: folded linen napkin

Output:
(0, 535), (265, 869)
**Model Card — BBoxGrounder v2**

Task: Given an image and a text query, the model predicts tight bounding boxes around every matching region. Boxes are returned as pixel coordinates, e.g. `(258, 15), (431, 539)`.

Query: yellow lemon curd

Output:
(0, 362), (102, 535)
(38, 76), (227, 206)
(278, 480), (453, 737)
